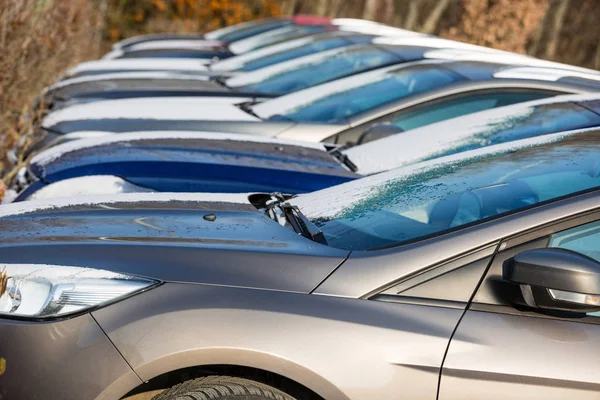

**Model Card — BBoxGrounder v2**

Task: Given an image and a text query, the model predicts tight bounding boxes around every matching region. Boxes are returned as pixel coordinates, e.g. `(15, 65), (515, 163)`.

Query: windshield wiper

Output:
(263, 193), (328, 245)
(237, 101), (264, 119)
(325, 144), (358, 172)
(214, 75), (230, 89)
(267, 114), (295, 122)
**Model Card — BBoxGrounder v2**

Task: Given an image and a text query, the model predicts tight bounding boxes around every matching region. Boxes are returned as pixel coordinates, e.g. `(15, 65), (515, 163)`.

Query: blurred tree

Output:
(104, 0), (281, 42)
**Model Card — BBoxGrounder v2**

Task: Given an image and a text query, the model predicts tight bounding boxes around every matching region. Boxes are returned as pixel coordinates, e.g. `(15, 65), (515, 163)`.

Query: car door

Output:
(331, 88), (560, 145)
(439, 211), (600, 400)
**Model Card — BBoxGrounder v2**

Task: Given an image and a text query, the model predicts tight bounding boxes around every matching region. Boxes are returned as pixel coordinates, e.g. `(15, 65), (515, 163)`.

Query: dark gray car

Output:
(2, 128), (600, 399)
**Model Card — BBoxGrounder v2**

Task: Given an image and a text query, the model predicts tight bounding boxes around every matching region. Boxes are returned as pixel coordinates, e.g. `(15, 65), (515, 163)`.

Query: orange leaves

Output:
(152, 0), (169, 11)
(105, 0), (283, 40)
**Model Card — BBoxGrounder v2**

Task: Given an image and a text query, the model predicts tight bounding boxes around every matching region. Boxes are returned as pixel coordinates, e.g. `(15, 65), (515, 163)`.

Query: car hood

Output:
(0, 193), (349, 293)
(48, 76), (229, 104)
(27, 131), (358, 194)
(42, 97), (259, 134)
(65, 59), (213, 78)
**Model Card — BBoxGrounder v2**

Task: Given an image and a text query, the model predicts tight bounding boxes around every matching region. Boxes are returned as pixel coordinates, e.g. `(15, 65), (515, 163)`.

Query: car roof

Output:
(30, 130), (326, 167)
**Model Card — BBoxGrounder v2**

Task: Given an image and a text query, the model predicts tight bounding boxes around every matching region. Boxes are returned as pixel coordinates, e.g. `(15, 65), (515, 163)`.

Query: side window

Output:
(550, 220), (600, 317)
(389, 91), (553, 132)
(549, 220), (600, 262)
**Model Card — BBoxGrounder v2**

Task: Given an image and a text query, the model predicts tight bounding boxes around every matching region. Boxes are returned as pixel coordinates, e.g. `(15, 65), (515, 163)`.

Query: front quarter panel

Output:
(0, 314), (141, 400)
(93, 282), (465, 400)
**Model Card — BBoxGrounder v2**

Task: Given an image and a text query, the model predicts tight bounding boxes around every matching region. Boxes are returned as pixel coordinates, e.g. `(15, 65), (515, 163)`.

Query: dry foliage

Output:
(0, 267), (8, 297)
(105, 0), (282, 42)
(0, 0), (103, 176)
(438, 0), (550, 54)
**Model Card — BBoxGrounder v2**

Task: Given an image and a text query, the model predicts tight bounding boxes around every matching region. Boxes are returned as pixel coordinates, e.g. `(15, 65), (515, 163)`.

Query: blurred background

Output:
(2, 0), (599, 152)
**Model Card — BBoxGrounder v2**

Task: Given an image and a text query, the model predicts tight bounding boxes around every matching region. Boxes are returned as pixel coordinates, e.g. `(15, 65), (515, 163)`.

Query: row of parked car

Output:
(2, 15), (600, 400)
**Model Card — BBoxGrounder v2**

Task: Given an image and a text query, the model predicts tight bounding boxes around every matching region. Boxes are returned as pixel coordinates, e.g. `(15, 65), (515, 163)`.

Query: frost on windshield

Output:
(236, 46), (401, 95)
(347, 100), (600, 175)
(292, 130), (600, 250)
(424, 102), (600, 161)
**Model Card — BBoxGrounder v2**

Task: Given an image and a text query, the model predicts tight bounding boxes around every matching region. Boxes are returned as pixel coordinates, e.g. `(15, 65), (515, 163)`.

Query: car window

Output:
(266, 64), (463, 123)
(549, 220), (600, 317)
(390, 91), (553, 132)
(238, 47), (403, 95)
(549, 220), (600, 263)
(428, 101), (600, 159)
(578, 99), (600, 115)
(236, 25), (331, 53)
(291, 130), (600, 251)
(208, 20), (290, 42)
(238, 36), (353, 72)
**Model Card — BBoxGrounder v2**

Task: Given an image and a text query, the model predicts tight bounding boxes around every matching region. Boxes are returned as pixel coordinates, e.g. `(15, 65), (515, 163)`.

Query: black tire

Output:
(153, 375), (297, 400)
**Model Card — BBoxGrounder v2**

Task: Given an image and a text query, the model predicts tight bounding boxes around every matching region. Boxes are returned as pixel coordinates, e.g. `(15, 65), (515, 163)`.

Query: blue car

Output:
(10, 93), (600, 203)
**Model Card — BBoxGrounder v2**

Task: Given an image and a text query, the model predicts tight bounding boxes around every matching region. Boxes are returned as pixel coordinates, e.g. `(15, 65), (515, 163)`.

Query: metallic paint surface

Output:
(440, 310), (600, 399)
(0, 314), (140, 400)
(93, 282), (464, 400)
(0, 200), (349, 292)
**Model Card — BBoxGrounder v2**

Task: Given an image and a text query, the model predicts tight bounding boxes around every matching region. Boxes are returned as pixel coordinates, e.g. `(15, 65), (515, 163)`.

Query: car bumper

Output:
(0, 313), (141, 400)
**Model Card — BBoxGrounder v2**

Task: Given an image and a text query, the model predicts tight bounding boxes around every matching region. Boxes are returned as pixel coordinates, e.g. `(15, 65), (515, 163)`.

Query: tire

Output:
(152, 375), (297, 400)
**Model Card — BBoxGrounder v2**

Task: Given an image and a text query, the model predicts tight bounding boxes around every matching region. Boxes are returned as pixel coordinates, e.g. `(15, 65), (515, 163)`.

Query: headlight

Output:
(0, 264), (158, 319)
(27, 175), (153, 201)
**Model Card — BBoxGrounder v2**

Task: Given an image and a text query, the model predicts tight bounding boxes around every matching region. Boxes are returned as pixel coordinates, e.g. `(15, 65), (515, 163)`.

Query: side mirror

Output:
(503, 248), (600, 313)
(356, 123), (404, 145)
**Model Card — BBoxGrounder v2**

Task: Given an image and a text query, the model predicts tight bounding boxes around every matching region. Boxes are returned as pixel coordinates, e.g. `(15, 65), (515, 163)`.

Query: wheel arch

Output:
(117, 348), (348, 400)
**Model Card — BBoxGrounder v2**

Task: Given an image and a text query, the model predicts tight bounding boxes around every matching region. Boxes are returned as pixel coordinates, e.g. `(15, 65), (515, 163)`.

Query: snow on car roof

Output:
(494, 66), (600, 81)
(42, 96), (257, 127)
(0, 192), (252, 219)
(427, 49), (600, 74)
(31, 130), (326, 166)
(374, 36), (505, 53)
(50, 71), (213, 90)
(66, 58), (211, 76)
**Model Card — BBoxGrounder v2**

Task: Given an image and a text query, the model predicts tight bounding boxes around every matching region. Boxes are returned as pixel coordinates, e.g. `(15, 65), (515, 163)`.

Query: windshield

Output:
(345, 97), (600, 175)
(254, 63), (464, 123)
(291, 130), (600, 251)
(233, 46), (403, 95)
(236, 35), (372, 72)
(428, 101), (600, 158)
(205, 19), (290, 42)
(229, 25), (332, 54)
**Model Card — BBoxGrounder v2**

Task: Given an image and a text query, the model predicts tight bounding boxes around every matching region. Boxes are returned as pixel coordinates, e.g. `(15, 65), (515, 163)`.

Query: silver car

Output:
(40, 56), (600, 146)
(1, 128), (600, 399)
